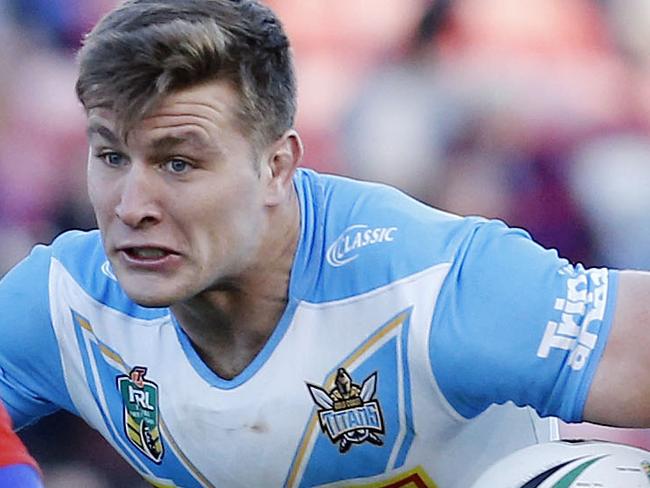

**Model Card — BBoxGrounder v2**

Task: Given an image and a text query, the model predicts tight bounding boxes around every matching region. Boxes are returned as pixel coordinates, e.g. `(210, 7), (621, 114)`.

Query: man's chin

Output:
(121, 287), (180, 309)
(114, 272), (188, 308)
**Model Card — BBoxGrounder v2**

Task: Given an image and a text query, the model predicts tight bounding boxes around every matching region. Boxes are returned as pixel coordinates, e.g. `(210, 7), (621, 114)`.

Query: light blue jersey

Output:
(0, 169), (617, 487)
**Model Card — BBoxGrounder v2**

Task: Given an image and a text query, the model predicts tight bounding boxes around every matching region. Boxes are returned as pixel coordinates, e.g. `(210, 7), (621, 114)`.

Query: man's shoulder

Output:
(46, 230), (166, 319)
(294, 169), (489, 302)
(296, 167), (480, 234)
(49, 228), (103, 257)
(48, 228), (110, 285)
(2, 229), (104, 298)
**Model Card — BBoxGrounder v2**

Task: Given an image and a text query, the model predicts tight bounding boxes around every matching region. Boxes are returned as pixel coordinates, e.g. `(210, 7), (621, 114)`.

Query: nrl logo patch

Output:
(117, 366), (164, 463)
(307, 368), (384, 453)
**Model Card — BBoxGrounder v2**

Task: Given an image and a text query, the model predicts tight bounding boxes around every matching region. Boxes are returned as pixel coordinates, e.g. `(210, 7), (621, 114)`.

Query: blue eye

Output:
(164, 159), (192, 174)
(99, 152), (127, 167)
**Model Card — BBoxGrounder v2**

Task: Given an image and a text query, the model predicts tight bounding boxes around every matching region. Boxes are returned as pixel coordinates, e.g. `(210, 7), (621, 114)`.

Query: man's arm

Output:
(0, 402), (43, 488)
(583, 270), (650, 427)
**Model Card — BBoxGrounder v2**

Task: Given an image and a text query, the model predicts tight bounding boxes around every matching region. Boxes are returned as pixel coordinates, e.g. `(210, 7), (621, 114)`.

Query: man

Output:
(0, 1), (648, 487)
(0, 402), (43, 488)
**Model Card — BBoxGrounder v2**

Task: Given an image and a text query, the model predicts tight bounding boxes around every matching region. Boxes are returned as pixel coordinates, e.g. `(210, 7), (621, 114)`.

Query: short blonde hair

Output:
(76, 0), (297, 148)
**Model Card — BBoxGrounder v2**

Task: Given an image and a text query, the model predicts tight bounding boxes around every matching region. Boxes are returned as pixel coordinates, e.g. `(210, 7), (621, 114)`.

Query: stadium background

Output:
(1, 0), (650, 485)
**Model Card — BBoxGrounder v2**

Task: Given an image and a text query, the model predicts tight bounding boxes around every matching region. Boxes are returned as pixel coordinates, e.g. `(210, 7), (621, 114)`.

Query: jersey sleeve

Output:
(0, 243), (75, 429)
(429, 219), (618, 422)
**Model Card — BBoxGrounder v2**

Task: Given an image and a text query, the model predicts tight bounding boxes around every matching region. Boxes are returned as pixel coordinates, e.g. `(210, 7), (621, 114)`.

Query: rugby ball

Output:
(470, 440), (650, 487)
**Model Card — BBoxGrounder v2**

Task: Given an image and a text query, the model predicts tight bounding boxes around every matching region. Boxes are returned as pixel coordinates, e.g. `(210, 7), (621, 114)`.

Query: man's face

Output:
(86, 80), (269, 307)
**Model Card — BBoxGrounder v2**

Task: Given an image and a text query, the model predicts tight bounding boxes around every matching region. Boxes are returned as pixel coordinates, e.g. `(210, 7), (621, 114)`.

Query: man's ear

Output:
(262, 129), (303, 206)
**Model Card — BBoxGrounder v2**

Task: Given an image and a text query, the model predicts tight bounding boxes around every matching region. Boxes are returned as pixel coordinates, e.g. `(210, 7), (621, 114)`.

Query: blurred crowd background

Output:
(2, 0), (650, 486)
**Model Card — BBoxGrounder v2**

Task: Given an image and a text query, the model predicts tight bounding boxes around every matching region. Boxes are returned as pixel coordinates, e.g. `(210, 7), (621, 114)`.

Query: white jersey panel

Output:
(49, 255), (554, 488)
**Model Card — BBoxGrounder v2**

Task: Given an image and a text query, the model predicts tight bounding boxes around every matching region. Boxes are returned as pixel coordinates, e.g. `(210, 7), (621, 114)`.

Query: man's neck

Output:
(171, 190), (301, 380)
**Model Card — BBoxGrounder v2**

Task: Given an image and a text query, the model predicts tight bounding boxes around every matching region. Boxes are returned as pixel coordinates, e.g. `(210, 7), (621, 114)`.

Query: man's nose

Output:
(115, 165), (162, 229)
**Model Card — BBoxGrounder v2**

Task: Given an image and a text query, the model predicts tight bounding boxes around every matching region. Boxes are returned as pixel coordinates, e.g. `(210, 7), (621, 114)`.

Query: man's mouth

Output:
(127, 247), (169, 259)
(121, 247), (178, 261)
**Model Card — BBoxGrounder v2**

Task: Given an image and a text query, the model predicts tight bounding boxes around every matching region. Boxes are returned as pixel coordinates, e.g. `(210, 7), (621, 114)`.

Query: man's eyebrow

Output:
(149, 132), (211, 153)
(86, 123), (120, 145)
(86, 124), (214, 153)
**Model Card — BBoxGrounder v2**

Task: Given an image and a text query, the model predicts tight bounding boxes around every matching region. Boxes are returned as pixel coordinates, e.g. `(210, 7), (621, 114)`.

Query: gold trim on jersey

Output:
(287, 310), (410, 488)
(72, 311), (216, 488)
(347, 466), (437, 488)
